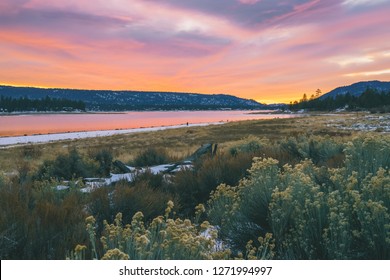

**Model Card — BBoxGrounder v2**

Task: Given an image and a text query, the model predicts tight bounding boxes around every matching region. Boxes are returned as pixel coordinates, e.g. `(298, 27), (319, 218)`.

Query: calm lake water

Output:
(0, 110), (295, 137)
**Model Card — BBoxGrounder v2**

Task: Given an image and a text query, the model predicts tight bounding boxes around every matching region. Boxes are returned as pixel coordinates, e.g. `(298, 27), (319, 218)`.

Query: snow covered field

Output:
(326, 114), (390, 132)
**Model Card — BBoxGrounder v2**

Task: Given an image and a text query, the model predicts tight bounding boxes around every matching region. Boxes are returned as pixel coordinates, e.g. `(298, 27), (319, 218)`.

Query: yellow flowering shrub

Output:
(77, 201), (228, 260)
(208, 134), (390, 259)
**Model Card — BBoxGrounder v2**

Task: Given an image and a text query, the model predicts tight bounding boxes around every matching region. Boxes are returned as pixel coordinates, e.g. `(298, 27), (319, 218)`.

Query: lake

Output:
(0, 110), (295, 137)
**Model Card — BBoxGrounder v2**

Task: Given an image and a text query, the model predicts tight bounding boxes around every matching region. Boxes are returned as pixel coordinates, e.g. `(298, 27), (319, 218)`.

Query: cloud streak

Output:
(0, 0), (389, 103)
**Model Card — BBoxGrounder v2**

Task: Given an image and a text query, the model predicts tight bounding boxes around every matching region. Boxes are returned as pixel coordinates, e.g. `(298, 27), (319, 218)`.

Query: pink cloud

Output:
(238, 0), (261, 4)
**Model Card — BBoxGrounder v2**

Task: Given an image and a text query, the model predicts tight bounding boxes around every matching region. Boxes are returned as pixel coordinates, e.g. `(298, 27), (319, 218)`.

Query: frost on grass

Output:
(326, 114), (390, 132)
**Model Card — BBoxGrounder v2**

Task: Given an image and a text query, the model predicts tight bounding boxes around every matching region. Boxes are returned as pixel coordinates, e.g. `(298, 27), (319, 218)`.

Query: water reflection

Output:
(0, 110), (294, 137)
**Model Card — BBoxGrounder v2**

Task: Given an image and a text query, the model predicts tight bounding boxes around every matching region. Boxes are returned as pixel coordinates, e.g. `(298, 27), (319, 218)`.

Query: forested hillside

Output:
(290, 88), (390, 111)
(0, 85), (264, 111)
(0, 96), (86, 112)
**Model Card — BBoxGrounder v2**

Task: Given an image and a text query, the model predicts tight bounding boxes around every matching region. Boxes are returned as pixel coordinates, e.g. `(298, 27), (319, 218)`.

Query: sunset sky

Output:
(1, 0), (389, 103)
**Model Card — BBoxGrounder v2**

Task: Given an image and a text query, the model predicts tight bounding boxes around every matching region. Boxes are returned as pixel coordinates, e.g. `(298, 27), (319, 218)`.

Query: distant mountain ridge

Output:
(289, 80), (390, 111)
(0, 85), (265, 111)
(320, 80), (390, 100)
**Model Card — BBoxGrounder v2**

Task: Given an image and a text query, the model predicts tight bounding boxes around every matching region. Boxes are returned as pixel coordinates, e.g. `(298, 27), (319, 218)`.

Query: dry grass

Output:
(1, 112), (387, 175)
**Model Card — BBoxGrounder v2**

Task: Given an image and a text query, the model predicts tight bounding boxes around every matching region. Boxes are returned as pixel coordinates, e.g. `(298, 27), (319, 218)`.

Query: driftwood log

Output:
(112, 160), (132, 173)
(184, 143), (217, 161)
(164, 143), (218, 173)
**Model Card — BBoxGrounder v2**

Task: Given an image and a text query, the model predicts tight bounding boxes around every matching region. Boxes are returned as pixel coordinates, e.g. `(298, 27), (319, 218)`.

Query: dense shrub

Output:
(94, 149), (113, 177)
(208, 134), (390, 259)
(171, 135), (345, 217)
(229, 136), (265, 156)
(0, 178), (87, 259)
(127, 170), (165, 190)
(132, 147), (172, 167)
(111, 180), (176, 225)
(263, 136), (345, 168)
(87, 187), (112, 230)
(70, 202), (275, 260)
(344, 135), (390, 180)
(41, 147), (114, 180)
(171, 152), (253, 215)
(86, 172), (175, 230)
(226, 135), (346, 172)
(35, 149), (98, 180)
(73, 202), (224, 260)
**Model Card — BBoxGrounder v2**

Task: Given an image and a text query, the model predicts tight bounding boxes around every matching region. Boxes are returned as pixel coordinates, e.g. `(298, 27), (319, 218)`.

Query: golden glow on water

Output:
(0, 111), (294, 137)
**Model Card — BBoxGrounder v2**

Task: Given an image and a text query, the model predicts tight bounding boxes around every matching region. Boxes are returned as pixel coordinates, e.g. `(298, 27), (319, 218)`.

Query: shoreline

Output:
(0, 122), (225, 147)
(0, 110), (298, 140)
(0, 111), (128, 116)
(0, 108), (274, 116)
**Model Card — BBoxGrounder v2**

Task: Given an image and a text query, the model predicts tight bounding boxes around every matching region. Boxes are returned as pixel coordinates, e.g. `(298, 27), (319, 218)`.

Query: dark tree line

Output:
(290, 88), (390, 111)
(0, 96), (86, 112)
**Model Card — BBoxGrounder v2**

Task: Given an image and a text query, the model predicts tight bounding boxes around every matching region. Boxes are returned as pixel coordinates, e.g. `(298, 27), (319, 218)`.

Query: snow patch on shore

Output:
(326, 114), (390, 132)
(59, 161), (194, 193)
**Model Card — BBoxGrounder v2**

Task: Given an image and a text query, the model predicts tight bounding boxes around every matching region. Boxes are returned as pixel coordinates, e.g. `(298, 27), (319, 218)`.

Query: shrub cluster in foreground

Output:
(209, 148), (389, 259)
(0, 134), (388, 259)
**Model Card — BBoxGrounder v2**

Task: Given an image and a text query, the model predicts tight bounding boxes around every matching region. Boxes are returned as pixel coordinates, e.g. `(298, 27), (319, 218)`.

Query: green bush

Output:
(273, 135), (345, 167)
(74, 202), (223, 260)
(112, 180), (176, 225)
(229, 136), (265, 156)
(0, 179), (87, 259)
(170, 152), (253, 216)
(94, 149), (113, 177)
(128, 170), (165, 190)
(208, 134), (390, 259)
(35, 149), (98, 180)
(344, 135), (390, 180)
(34, 148), (115, 181)
(132, 147), (171, 167)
